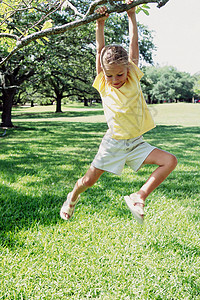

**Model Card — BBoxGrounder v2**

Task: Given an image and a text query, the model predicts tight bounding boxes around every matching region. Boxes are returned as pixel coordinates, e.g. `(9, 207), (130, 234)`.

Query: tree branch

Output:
(22, 1), (64, 38)
(0, 0), (170, 66)
(0, 33), (18, 40)
(157, 0), (170, 8)
(62, 1), (85, 17)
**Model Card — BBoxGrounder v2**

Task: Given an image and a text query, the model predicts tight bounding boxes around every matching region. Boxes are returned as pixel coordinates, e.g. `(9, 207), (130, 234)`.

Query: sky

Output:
(136, 0), (200, 75)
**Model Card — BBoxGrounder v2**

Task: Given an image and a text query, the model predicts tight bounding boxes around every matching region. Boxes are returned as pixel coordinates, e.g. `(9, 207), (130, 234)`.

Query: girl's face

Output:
(103, 63), (128, 89)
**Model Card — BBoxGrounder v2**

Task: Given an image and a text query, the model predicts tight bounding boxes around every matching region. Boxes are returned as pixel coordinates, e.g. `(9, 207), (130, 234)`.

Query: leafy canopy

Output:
(0, 0), (170, 65)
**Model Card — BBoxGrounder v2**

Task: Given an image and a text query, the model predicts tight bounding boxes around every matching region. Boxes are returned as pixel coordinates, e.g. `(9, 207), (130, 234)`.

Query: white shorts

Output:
(91, 133), (156, 175)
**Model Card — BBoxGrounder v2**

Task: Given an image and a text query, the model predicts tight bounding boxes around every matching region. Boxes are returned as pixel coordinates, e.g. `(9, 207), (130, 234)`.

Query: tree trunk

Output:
(147, 95), (152, 104)
(1, 88), (16, 127)
(56, 95), (62, 113)
(84, 98), (88, 106)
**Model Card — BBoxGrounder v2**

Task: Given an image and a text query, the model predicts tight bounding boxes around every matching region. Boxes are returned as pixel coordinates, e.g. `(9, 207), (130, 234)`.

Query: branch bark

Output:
(0, 0), (170, 66)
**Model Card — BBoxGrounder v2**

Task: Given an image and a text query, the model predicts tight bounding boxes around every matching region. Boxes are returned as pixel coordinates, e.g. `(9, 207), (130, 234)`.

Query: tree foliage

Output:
(28, 25), (98, 109)
(0, 0), (170, 65)
(141, 66), (196, 103)
(193, 74), (200, 98)
(0, 42), (46, 126)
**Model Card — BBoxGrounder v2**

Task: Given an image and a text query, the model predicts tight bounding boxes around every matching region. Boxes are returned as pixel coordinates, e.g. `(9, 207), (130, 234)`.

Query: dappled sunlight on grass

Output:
(0, 105), (199, 299)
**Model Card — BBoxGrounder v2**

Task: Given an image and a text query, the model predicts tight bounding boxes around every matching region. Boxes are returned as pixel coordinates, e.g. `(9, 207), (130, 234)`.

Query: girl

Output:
(60, 1), (177, 224)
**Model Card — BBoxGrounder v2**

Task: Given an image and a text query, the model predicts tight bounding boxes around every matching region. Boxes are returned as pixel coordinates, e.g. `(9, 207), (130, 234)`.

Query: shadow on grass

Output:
(0, 122), (199, 247)
(12, 109), (104, 119)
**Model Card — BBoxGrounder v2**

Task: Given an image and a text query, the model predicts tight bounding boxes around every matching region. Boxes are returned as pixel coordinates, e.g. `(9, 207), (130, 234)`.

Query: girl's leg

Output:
(133, 148), (178, 201)
(60, 166), (104, 220)
(126, 148), (177, 223)
(70, 166), (105, 202)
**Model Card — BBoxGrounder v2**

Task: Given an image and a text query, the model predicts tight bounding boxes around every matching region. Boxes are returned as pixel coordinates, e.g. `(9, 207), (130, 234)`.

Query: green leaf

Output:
(36, 39), (45, 46)
(135, 7), (141, 14)
(15, 27), (24, 35)
(142, 4), (150, 9)
(41, 20), (53, 31)
(42, 36), (49, 42)
(142, 9), (150, 16)
(136, 4), (150, 15)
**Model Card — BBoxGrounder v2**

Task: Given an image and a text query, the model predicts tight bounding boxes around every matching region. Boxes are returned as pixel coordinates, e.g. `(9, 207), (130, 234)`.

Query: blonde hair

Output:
(100, 44), (129, 69)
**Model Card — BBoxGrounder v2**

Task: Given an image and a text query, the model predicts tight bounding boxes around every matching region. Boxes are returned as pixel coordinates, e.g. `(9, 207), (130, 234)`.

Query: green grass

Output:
(0, 103), (200, 299)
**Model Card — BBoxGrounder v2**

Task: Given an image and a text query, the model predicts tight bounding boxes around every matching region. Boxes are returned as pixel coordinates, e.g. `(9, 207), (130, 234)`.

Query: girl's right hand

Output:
(95, 6), (109, 21)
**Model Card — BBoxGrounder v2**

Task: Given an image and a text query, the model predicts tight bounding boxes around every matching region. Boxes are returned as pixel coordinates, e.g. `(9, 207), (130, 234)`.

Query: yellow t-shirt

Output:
(93, 61), (156, 139)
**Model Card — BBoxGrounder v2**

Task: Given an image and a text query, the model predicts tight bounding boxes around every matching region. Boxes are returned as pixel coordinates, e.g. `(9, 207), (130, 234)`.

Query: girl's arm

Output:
(126, 2), (139, 66)
(95, 6), (109, 75)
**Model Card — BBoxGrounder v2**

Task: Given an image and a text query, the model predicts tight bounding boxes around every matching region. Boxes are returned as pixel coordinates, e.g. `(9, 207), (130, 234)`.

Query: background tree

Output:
(0, 49), (35, 127)
(193, 73), (200, 99)
(141, 66), (195, 103)
(29, 24), (98, 110)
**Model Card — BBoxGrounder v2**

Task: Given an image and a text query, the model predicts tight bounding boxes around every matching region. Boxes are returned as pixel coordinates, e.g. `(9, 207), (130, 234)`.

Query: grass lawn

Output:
(0, 103), (200, 299)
